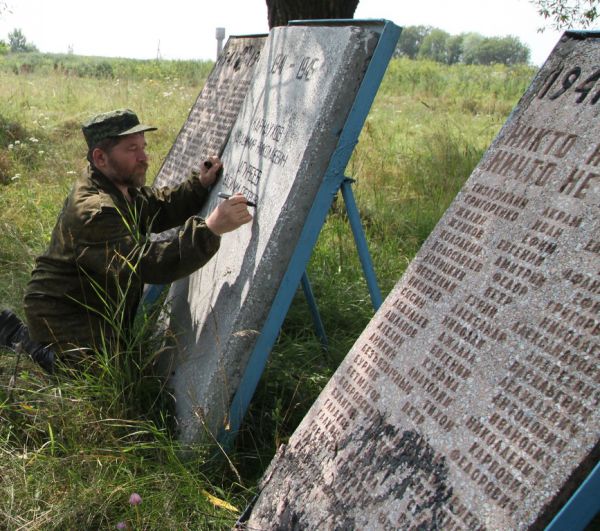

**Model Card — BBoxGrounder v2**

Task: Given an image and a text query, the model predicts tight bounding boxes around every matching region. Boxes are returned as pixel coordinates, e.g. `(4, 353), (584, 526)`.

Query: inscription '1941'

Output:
(538, 64), (600, 104)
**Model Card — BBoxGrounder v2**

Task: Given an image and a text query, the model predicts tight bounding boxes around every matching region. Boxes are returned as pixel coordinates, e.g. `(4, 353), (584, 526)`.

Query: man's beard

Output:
(106, 157), (148, 189)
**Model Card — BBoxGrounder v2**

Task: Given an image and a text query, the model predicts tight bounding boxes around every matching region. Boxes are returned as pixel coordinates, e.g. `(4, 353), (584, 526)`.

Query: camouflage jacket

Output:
(24, 167), (220, 349)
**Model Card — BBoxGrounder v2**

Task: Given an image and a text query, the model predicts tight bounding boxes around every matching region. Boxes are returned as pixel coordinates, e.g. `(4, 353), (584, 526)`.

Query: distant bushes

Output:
(396, 25), (531, 66)
(0, 52), (214, 85)
(58, 60), (115, 79)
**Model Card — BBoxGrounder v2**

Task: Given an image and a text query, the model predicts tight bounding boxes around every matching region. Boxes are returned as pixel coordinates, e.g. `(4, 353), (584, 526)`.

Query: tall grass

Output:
(0, 56), (536, 527)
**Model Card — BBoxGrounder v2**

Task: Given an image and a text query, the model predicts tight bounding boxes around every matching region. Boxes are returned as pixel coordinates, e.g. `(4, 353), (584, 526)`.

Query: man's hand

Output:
(199, 155), (223, 188)
(205, 194), (253, 235)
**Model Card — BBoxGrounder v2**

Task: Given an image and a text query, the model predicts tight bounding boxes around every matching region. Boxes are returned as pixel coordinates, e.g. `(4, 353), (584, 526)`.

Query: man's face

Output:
(100, 133), (149, 189)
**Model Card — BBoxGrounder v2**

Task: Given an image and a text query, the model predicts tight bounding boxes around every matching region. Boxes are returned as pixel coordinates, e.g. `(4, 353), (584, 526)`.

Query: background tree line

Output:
(1, 25), (532, 66)
(395, 25), (531, 65)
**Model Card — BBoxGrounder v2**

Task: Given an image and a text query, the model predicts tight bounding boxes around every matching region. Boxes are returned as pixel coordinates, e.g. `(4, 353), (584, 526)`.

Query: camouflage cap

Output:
(82, 108), (157, 148)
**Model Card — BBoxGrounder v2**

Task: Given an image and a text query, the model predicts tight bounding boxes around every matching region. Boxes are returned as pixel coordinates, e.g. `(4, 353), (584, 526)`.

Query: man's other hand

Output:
(199, 155), (223, 188)
(205, 194), (253, 235)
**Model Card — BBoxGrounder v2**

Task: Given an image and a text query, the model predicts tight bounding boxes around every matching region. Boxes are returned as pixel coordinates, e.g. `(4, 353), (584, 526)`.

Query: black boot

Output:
(0, 309), (55, 374)
(0, 309), (24, 347)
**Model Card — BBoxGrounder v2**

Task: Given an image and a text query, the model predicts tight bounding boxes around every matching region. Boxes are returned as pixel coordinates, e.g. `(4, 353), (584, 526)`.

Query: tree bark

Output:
(266, 0), (360, 29)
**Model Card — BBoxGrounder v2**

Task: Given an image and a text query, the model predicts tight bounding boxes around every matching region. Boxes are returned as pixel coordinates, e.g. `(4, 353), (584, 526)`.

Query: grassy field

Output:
(0, 54), (536, 529)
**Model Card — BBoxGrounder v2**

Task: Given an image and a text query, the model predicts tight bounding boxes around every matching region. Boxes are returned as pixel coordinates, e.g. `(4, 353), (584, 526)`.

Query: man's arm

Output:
(74, 190), (252, 285)
(140, 156), (223, 233)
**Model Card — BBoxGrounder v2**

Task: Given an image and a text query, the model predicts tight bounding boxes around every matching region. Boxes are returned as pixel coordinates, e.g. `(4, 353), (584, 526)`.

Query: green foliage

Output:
(446, 34), (464, 65)
(7, 28), (38, 53)
(395, 25), (431, 59)
(418, 28), (451, 63)
(463, 35), (530, 65)
(531, 0), (599, 29)
(0, 56), (536, 526)
(70, 59), (115, 79)
(396, 25), (531, 66)
(461, 32), (485, 64)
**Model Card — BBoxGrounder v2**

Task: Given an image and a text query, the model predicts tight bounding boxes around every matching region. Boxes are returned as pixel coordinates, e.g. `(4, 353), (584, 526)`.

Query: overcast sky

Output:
(0, 0), (571, 65)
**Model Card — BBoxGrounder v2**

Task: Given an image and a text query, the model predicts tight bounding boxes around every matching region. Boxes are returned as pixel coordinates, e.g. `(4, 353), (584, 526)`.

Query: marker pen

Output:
(217, 192), (256, 207)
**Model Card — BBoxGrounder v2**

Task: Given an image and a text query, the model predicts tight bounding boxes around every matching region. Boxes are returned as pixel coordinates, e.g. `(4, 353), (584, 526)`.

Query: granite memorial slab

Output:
(162, 24), (380, 444)
(153, 34), (266, 190)
(243, 31), (600, 530)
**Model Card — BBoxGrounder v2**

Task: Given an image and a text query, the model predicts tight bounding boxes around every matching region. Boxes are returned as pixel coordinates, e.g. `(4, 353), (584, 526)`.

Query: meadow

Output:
(0, 53), (536, 529)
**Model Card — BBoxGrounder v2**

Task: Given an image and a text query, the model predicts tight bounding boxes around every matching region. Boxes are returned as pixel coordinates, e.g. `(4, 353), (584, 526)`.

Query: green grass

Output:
(0, 55), (536, 528)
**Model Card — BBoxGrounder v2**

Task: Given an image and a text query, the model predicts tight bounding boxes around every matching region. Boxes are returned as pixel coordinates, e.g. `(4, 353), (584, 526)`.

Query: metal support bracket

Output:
(299, 176), (382, 349)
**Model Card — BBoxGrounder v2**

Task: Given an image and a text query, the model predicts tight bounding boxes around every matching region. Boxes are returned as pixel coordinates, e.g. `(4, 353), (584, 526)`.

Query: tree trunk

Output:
(265, 0), (360, 29)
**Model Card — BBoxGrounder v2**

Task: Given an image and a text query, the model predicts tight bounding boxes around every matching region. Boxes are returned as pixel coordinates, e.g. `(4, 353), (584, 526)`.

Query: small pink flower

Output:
(128, 492), (142, 506)
(116, 522), (127, 530)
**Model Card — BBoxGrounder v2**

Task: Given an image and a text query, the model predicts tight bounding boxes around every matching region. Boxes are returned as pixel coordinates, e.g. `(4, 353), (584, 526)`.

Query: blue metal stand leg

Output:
(141, 284), (165, 310)
(301, 271), (328, 348)
(340, 178), (383, 311)
(544, 461), (600, 531)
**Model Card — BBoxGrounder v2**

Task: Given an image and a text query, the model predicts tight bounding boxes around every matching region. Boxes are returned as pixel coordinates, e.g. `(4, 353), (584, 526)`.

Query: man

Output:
(0, 108), (251, 372)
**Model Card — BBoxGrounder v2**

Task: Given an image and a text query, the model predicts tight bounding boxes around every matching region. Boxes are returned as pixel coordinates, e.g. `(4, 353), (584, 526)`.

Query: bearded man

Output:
(1, 109), (251, 372)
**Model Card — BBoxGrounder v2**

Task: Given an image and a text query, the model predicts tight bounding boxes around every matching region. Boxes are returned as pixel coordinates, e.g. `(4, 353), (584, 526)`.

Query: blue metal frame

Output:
(222, 19), (401, 442)
(300, 178), (382, 349)
(545, 461), (600, 530)
(300, 271), (328, 348)
(341, 178), (383, 310)
(141, 283), (164, 308)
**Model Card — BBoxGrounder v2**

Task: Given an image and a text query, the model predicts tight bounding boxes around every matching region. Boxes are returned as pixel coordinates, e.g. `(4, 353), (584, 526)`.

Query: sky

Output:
(0, 0), (573, 66)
